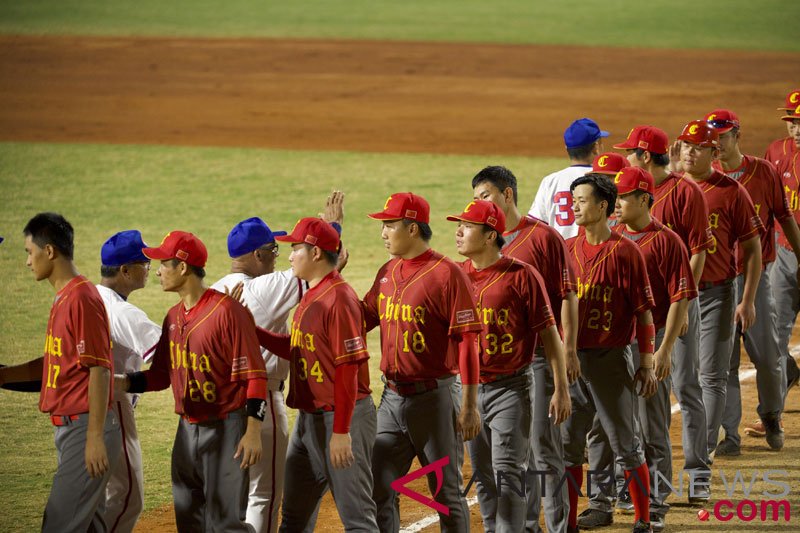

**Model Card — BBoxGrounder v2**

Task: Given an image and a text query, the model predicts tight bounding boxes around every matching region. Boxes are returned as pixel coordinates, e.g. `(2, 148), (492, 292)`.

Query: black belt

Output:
(698, 278), (733, 290)
(480, 364), (530, 384)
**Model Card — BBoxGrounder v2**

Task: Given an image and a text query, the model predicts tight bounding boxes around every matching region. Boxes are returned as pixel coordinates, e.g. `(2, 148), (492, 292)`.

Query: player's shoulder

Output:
(68, 276), (105, 307)
(746, 154), (779, 177)
(210, 272), (249, 293)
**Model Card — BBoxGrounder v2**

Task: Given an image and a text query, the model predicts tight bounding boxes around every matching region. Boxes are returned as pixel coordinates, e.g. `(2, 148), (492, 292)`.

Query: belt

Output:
(50, 414), (81, 426)
(383, 376), (439, 397)
(698, 278), (733, 290)
(311, 405), (334, 415)
(182, 408), (245, 425)
(480, 364), (531, 384)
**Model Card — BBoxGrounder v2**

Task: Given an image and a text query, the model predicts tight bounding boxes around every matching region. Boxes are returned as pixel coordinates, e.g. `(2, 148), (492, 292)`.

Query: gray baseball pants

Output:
(280, 397), (378, 532)
(468, 369), (532, 533)
(525, 353), (569, 533)
(698, 281), (736, 455)
(43, 411), (122, 533)
(372, 376), (470, 533)
(171, 410), (252, 533)
(771, 244), (800, 401)
(722, 272), (783, 446)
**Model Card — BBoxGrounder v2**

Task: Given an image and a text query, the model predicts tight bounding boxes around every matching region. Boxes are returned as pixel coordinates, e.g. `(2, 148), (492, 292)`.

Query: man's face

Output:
(253, 243), (279, 276)
(788, 119), (800, 149)
(24, 235), (52, 282)
(572, 184), (606, 227)
(680, 141), (716, 174)
(380, 220), (414, 256)
(473, 182), (511, 216)
(288, 244), (312, 281)
(615, 191), (647, 225)
(717, 131), (738, 161)
(156, 260), (183, 292)
(126, 261), (151, 290)
(454, 221), (489, 257)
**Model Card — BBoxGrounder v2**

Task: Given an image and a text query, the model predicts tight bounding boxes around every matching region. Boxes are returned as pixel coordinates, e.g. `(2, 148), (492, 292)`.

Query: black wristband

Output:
(246, 398), (266, 421)
(127, 372), (147, 394)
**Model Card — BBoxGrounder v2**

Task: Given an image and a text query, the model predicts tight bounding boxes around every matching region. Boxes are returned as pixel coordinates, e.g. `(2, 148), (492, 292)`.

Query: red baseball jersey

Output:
(39, 276), (113, 416)
(286, 270), (371, 412)
(764, 138), (800, 249)
(613, 220), (698, 330)
(502, 215), (576, 324)
(651, 172), (714, 256)
(459, 257), (555, 380)
(147, 289), (266, 420)
(693, 170), (762, 284)
(713, 155), (792, 270)
(362, 249), (482, 382)
(566, 232), (655, 349)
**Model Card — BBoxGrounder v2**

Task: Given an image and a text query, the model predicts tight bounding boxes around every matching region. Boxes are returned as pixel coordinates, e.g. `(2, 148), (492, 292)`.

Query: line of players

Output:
(0, 89), (798, 533)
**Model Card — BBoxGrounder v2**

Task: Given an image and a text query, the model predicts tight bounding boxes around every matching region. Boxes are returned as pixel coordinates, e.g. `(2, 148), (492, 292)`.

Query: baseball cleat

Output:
(715, 438), (741, 456)
(615, 492), (635, 514)
(743, 419), (766, 438)
(577, 508), (613, 529)
(649, 514), (665, 532)
(688, 485), (711, 504)
(632, 519), (653, 533)
(763, 416), (785, 450)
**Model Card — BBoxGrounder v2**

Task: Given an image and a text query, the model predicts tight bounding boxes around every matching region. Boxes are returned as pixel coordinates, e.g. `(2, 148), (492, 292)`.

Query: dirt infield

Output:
(0, 35), (797, 157)
(2, 34), (798, 531)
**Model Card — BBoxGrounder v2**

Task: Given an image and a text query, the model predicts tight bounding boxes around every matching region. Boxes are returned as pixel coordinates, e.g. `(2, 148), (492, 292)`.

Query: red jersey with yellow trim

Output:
(502, 215), (576, 324)
(613, 220), (698, 330)
(287, 270), (371, 412)
(566, 232), (655, 349)
(146, 289), (266, 420)
(764, 138), (800, 249)
(713, 155), (792, 270)
(363, 249), (482, 382)
(459, 257), (555, 380)
(652, 172), (713, 256)
(39, 275), (113, 416)
(692, 170), (762, 284)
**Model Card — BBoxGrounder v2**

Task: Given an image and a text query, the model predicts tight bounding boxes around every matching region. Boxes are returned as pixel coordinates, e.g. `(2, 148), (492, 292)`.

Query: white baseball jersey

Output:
(96, 284), (161, 373)
(211, 268), (303, 383)
(529, 164), (592, 240)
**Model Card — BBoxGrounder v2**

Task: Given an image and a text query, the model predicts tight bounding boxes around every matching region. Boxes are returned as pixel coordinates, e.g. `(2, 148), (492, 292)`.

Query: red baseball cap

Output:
(778, 89), (800, 111)
(613, 125), (669, 154)
(677, 120), (719, 148)
(143, 231), (208, 268)
(446, 200), (506, 234)
(704, 109), (740, 134)
(590, 152), (630, 175)
(368, 192), (430, 224)
(275, 217), (341, 253)
(614, 167), (655, 196)
(782, 103), (800, 122)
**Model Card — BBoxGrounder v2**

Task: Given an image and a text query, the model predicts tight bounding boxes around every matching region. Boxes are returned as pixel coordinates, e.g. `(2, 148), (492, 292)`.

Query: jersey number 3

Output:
(553, 191), (575, 226)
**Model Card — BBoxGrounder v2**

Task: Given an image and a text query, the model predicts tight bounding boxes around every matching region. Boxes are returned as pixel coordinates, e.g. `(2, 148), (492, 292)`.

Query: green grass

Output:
(0, 141), (563, 531)
(0, 0), (797, 51)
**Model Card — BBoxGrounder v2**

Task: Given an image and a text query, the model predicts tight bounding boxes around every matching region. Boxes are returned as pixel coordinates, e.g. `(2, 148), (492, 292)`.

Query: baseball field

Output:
(0, 1), (799, 531)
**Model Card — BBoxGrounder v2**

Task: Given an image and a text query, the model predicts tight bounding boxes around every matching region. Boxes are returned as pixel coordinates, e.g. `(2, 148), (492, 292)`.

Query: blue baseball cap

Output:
(564, 118), (609, 149)
(227, 217), (287, 258)
(101, 230), (149, 266)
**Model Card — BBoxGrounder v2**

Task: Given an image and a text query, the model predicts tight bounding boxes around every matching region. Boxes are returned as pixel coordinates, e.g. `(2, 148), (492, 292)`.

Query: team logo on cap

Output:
(688, 124), (700, 135)
(487, 216), (498, 227)
(384, 195), (393, 210)
(637, 140), (650, 149)
(405, 209), (417, 219)
(707, 114), (717, 122)
(597, 155), (609, 167)
(795, 104), (800, 114)
(304, 235), (318, 245)
(626, 127), (634, 140)
(176, 249), (188, 260)
(791, 92), (800, 104)
(614, 170), (623, 184)
(160, 232), (171, 245)
(463, 201), (475, 212)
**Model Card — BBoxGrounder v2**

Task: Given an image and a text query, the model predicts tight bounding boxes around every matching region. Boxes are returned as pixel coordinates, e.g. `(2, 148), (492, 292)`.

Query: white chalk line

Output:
(399, 349), (800, 533)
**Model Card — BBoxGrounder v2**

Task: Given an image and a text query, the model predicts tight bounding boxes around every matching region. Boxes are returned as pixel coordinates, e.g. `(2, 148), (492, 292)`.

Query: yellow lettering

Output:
(414, 306), (426, 325)
(754, 203), (762, 216)
(304, 333), (316, 352)
(198, 355), (210, 373)
(401, 304), (414, 323)
(377, 293), (386, 320)
(497, 308), (509, 326)
(708, 212), (720, 229)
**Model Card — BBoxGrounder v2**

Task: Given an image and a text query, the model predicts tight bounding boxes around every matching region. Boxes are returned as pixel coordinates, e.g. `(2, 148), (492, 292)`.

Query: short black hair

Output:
(402, 219), (433, 242)
(168, 258), (205, 279)
(634, 148), (670, 167)
(100, 265), (121, 278)
(627, 189), (655, 208)
(567, 141), (597, 162)
(23, 212), (74, 259)
(472, 166), (518, 205)
(570, 174), (617, 218)
(481, 225), (506, 249)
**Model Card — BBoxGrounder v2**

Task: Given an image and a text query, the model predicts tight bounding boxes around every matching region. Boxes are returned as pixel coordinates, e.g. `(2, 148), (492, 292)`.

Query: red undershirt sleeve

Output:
(456, 331), (479, 385)
(333, 362), (359, 434)
(246, 377), (267, 400)
(255, 326), (291, 359)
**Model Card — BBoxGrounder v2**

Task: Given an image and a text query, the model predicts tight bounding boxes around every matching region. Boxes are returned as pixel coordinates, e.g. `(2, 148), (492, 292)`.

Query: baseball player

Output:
(615, 124), (713, 502)
(612, 167), (698, 531)
(471, 165), (578, 533)
(116, 230), (267, 532)
(560, 174), (657, 533)
(448, 199), (571, 532)
(763, 91), (800, 436)
(97, 230), (162, 533)
(704, 109), (800, 454)
(363, 192), (482, 532)
(0, 212), (122, 532)
(252, 217), (379, 532)
(530, 118), (610, 239)
(676, 120), (763, 461)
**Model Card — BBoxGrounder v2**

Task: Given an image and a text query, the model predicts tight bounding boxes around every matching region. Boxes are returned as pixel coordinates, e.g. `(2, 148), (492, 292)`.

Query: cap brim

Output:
(142, 246), (174, 261)
(599, 130), (610, 138)
(782, 115), (800, 121)
(612, 141), (636, 150)
(271, 230), (288, 237)
(446, 214), (473, 223)
(367, 212), (402, 221)
(593, 170), (619, 176)
(274, 234), (301, 244)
